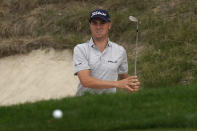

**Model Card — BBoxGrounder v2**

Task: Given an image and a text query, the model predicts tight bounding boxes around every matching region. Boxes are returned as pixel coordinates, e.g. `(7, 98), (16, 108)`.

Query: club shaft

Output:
(134, 22), (138, 76)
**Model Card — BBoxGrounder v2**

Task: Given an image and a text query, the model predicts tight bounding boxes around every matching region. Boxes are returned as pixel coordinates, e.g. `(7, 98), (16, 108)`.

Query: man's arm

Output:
(77, 70), (139, 92)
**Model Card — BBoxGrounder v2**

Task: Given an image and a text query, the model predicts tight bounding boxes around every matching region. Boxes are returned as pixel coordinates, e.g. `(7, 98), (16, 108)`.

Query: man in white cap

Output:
(73, 9), (140, 96)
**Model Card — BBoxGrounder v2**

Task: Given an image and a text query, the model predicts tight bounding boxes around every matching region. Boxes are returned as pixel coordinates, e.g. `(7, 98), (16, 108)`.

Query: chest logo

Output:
(74, 63), (82, 66)
(108, 60), (118, 63)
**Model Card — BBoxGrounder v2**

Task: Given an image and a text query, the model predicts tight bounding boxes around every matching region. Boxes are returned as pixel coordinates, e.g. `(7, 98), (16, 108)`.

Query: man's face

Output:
(90, 18), (111, 40)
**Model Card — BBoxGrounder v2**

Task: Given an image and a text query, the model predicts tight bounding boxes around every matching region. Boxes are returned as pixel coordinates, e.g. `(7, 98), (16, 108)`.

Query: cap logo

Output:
(91, 11), (107, 18)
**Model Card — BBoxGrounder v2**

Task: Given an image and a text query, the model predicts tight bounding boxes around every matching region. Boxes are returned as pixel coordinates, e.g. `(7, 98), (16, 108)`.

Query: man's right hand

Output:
(116, 76), (140, 92)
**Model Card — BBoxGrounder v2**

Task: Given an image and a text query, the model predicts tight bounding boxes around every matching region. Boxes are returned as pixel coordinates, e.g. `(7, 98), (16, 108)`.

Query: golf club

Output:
(129, 16), (139, 76)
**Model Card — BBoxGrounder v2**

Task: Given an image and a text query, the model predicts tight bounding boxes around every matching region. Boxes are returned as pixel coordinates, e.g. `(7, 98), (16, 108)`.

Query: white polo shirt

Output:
(73, 38), (128, 96)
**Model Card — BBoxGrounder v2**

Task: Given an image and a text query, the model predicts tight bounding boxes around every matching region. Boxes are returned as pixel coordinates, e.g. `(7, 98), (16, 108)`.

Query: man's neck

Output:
(93, 37), (108, 52)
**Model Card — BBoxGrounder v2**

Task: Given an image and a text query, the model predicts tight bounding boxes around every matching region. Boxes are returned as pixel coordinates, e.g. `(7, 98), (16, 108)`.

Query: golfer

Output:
(73, 9), (140, 96)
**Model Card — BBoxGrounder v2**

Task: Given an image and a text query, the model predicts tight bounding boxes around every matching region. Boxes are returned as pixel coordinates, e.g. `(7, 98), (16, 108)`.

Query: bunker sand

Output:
(0, 48), (78, 106)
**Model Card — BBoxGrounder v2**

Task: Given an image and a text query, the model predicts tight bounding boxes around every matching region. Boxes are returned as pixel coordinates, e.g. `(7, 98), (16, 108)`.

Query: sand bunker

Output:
(0, 48), (79, 106)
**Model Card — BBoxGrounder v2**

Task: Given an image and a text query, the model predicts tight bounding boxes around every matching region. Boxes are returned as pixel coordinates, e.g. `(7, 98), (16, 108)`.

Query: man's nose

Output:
(95, 23), (103, 28)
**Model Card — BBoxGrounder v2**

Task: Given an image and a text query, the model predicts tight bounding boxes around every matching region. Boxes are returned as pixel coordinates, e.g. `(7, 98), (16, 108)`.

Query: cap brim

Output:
(89, 15), (110, 22)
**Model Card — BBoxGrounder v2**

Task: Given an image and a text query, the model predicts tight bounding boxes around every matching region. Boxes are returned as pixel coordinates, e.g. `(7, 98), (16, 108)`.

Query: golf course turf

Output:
(0, 84), (196, 130)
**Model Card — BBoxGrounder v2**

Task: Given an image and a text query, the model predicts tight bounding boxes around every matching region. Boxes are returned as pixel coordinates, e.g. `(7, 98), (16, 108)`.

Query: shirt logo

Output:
(74, 63), (82, 66)
(91, 11), (107, 18)
(108, 60), (118, 63)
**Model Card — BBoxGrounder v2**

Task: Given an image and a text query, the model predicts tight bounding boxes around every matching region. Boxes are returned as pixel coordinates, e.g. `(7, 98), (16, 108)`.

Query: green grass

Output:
(127, 129), (197, 131)
(0, 84), (197, 131)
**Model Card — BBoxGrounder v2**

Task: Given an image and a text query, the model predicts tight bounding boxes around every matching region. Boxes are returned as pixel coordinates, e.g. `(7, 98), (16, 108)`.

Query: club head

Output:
(129, 16), (138, 22)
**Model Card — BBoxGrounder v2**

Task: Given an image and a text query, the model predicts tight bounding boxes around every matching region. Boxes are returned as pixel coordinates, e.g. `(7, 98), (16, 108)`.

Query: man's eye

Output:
(91, 20), (106, 25)
(92, 21), (97, 25)
(101, 21), (106, 24)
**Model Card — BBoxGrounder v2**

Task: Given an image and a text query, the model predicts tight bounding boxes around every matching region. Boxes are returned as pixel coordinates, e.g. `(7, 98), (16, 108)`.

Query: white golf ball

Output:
(53, 109), (63, 119)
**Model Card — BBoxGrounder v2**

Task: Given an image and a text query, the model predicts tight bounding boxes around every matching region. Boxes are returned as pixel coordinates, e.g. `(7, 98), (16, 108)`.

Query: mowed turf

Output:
(0, 84), (197, 131)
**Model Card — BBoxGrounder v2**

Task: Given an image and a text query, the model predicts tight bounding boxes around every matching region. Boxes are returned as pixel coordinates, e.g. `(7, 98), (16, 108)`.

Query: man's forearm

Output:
(81, 76), (119, 89)
(81, 75), (139, 92)
(77, 70), (135, 90)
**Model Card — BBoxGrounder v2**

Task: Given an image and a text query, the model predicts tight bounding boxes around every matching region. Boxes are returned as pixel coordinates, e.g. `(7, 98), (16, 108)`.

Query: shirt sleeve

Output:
(73, 45), (90, 75)
(118, 47), (128, 74)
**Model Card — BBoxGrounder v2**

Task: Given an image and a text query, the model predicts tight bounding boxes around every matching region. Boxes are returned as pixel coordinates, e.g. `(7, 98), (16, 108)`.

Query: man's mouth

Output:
(96, 30), (103, 34)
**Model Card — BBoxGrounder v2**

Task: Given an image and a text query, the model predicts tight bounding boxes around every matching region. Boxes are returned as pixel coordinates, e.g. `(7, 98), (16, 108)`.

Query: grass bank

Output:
(0, 84), (197, 130)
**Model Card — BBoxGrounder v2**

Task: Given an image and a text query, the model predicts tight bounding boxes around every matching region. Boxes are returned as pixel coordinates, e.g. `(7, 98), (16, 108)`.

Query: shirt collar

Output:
(88, 37), (112, 48)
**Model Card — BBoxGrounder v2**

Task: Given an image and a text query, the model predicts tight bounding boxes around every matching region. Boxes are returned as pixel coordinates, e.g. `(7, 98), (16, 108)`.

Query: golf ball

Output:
(53, 109), (63, 119)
